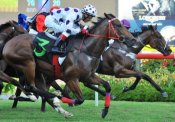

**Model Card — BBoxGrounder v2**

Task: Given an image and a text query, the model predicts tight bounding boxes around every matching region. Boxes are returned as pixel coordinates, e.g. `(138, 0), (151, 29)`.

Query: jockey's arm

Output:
(64, 15), (81, 35)
(44, 15), (64, 33)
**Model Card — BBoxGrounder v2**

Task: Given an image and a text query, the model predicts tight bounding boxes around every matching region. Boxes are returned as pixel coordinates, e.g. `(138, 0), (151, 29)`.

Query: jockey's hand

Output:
(81, 28), (89, 35)
(81, 25), (89, 35)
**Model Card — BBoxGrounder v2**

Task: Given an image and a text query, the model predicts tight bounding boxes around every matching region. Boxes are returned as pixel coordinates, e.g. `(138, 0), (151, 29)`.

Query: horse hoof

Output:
(64, 112), (73, 118)
(122, 86), (129, 93)
(101, 107), (108, 118)
(162, 92), (168, 97)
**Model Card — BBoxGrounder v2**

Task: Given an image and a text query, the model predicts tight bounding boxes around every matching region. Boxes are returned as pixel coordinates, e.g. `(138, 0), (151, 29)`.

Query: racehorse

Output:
(96, 25), (172, 96)
(63, 25), (172, 100)
(2, 13), (136, 118)
(0, 21), (73, 118)
(0, 21), (28, 92)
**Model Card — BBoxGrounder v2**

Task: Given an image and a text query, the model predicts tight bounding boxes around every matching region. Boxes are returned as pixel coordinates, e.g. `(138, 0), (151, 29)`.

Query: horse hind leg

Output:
(142, 73), (168, 97)
(123, 71), (168, 97)
(122, 77), (141, 93)
(116, 68), (168, 97)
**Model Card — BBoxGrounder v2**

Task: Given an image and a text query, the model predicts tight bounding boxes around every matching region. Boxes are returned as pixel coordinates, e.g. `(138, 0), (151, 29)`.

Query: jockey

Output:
(120, 19), (130, 30)
(28, 6), (60, 34)
(120, 19), (137, 46)
(44, 4), (97, 53)
(18, 13), (29, 31)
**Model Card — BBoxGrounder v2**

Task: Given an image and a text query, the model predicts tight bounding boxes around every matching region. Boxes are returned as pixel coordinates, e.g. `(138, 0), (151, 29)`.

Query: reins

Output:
(86, 18), (120, 40)
(79, 18), (120, 51)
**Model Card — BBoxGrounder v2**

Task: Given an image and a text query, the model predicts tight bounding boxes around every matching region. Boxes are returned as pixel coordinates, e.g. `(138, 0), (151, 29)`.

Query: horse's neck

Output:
(81, 24), (108, 58)
(112, 41), (129, 52)
(68, 33), (108, 59)
(131, 31), (151, 54)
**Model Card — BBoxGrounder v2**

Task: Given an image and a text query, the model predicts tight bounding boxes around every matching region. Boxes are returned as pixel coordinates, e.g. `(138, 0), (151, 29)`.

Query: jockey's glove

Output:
(81, 25), (89, 35)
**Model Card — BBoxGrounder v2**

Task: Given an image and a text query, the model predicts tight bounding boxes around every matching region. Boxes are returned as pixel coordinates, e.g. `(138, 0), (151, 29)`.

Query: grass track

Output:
(0, 100), (175, 122)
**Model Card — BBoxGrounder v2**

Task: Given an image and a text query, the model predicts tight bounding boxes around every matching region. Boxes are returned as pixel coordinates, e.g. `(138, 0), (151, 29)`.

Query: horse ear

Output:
(148, 25), (154, 31)
(104, 13), (115, 19)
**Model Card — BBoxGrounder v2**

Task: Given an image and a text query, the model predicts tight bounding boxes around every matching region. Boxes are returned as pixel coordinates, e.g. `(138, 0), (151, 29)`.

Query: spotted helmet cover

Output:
(82, 4), (97, 17)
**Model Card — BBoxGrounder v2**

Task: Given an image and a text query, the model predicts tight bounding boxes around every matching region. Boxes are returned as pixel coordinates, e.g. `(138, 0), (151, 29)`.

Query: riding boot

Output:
(51, 34), (68, 53)
(51, 37), (62, 53)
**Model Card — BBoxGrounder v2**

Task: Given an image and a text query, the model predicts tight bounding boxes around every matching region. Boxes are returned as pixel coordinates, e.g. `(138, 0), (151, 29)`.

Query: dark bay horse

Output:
(2, 13), (136, 118)
(96, 25), (172, 97)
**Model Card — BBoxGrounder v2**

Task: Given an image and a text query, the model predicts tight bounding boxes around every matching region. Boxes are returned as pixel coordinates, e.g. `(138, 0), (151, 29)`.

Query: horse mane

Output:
(141, 25), (150, 32)
(67, 17), (107, 51)
(90, 17), (106, 31)
(0, 20), (18, 33)
(141, 25), (156, 32)
(69, 17), (106, 40)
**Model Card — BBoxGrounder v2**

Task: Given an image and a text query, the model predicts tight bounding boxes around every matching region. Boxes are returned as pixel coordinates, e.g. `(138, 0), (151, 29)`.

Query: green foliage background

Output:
(2, 59), (175, 102)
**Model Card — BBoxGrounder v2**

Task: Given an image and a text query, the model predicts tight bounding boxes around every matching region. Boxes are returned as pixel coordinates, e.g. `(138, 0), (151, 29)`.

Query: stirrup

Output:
(51, 47), (59, 53)
(51, 47), (65, 54)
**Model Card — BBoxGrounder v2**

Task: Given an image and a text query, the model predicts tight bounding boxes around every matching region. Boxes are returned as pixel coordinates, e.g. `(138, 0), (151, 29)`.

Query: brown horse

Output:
(0, 21), (73, 118)
(0, 21), (28, 92)
(95, 25), (172, 97)
(2, 13), (136, 118)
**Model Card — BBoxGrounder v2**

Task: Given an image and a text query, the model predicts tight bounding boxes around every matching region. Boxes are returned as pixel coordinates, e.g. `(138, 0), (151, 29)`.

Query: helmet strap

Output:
(82, 13), (89, 20)
(82, 13), (93, 22)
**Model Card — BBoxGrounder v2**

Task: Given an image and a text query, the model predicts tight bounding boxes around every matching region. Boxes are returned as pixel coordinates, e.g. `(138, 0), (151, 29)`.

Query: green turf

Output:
(0, 100), (174, 122)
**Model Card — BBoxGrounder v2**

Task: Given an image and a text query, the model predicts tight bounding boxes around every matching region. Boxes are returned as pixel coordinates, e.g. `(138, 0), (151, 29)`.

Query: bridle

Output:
(137, 30), (167, 51)
(79, 18), (121, 51)
(86, 18), (120, 40)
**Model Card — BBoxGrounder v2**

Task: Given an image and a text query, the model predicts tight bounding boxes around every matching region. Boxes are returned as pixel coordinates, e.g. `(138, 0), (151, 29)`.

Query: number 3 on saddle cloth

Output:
(33, 32), (68, 79)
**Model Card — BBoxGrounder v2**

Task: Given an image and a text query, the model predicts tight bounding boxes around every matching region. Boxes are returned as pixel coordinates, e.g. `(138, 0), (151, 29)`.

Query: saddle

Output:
(33, 32), (68, 79)
(33, 32), (68, 60)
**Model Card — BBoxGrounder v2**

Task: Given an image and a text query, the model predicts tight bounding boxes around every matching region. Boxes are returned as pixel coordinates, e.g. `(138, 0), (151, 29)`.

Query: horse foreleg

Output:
(45, 97), (73, 118)
(86, 74), (111, 118)
(36, 80), (73, 118)
(84, 82), (106, 96)
(66, 80), (84, 105)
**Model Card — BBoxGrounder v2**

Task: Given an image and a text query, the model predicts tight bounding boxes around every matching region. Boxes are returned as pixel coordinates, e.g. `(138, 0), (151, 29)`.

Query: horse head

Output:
(104, 13), (136, 42)
(77, 13), (136, 58)
(0, 20), (27, 44)
(140, 25), (172, 56)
